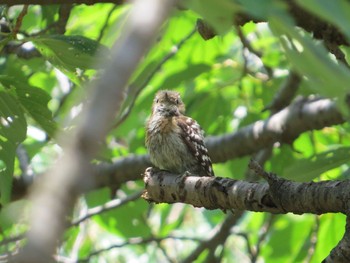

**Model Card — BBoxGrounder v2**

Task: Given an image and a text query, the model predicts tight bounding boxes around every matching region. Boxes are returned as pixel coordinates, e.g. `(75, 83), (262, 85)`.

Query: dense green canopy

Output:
(0, 1), (349, 262)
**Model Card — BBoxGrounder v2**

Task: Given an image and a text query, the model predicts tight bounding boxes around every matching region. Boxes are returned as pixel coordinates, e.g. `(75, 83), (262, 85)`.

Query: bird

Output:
(145, 90), (214, 177)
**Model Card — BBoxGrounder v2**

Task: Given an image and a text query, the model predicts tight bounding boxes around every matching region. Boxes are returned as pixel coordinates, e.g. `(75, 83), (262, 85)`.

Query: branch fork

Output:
(142, 160), (350, 215)
(143, 160), (350, 262)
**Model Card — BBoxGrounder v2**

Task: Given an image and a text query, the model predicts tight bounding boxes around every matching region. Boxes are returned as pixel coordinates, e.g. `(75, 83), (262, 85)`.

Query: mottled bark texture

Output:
(323, 216), (350, 263)
(142, 166), (350, 215)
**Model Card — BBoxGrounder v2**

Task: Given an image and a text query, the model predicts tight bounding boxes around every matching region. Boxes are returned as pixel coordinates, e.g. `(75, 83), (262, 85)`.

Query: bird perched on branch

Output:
(145, 90), (214, 177)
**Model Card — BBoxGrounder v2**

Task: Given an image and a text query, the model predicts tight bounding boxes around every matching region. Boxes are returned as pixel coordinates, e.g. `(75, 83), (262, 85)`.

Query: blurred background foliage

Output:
(0, 0), (349, 262)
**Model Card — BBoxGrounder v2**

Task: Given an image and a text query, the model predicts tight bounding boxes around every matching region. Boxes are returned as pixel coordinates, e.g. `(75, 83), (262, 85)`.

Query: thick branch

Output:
(207, 97), (344, 163)
(96, 97), (344, 186)
(11, 96), (345, 200)
(323, 216), (350, 262)
(15, 0), (176, 262)
(142, 168), (350, 215)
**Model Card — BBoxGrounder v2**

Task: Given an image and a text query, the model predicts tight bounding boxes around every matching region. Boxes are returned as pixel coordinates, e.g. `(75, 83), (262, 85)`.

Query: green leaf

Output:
(21, 6), (42, 33)
(284, 146), (350, 181)
(185, 0), (241, 34)
(41, 5), (60, 29)
(0, 200), (28, 231)
(237, 0), (290, 21)
(158, 204), (186, 236)
(85, 188), (149, 238)
(238, 0), (350, 113)
(16, 86), (57, 138)
(0, 91), (27, 204)
(270, 145), (297, 178)
(312, 214), (346, 262)
(160, 63), (211, 89)
(30, 35), (109, 77)
(0, 76), (57, 138)
(261, 214), (314, 263)
(269, 17), (350, 113)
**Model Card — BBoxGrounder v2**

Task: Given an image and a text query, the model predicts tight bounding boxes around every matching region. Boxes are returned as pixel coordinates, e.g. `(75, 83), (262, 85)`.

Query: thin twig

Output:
(181, 212), (243, 263)
(97, 5), (119, 42)
(0, 192), (142, 253)
(78, 235), (202, 262)
(30, 4), (72, 36)
(325, 41), (349, 68)
(158, 243), (177, 263)
(12, 5), (28, 38)
(71, 190), (142, 226)
(236, 26), (262, 57)
(248, 159), (271, 181)
(252, 215), (275, 262)
(0, 233), (25, 248)
(263, 72), (301, 113)
(236, 25), (272, 79)
(235, 232), (255, 260)
(304, 216), (320, 263)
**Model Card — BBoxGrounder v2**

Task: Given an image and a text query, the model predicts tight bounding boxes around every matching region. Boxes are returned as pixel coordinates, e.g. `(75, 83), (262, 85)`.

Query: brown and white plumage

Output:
(145, 90), (214, 177)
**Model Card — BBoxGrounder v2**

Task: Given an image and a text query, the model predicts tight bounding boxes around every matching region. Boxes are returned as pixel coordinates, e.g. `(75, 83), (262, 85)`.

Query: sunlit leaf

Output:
(261, 214), (314, 262)
(30, 35), (109, 81)
(312, 214), (346, 262)
(41, 5), (60, 29)
(0, 76), (57, 138)
(16, 86), (57, 138)
(185, 0), (241, 34)
(269, 17), (350, 113)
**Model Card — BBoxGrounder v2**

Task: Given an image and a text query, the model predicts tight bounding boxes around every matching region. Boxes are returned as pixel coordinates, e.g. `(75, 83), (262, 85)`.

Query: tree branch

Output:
(5, 0), (349, 50)
(78, 235), (203, 263)
(11, 96), (345, 201)
(263, 71), (301, 113)
(71, 190), (142, 226)
(208, 96), (344, 163)
(14, 0), (177, 262)
(323, 216), (350, 262)
(142, 166), (350, 215)
(182, 212), (243, 263)
(94, 97), (344, 187)
(12, 5), (28, 37)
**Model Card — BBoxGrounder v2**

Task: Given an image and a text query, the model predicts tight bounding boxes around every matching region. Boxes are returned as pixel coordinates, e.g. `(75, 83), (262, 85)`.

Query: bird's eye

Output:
(156, 99), (159, 103)
(175, 99), (179, 104)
